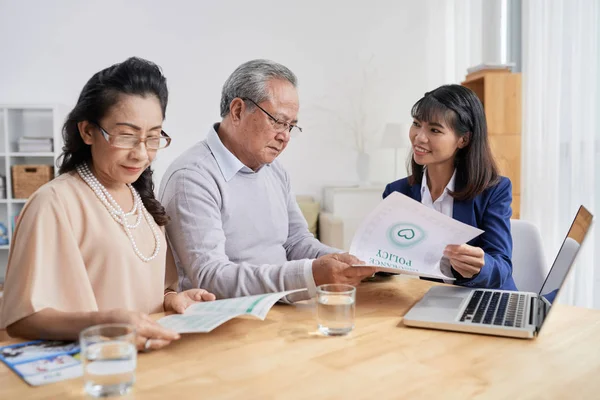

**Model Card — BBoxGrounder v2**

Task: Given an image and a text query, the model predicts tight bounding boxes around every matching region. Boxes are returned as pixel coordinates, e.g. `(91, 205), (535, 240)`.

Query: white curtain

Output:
(522, 0), (599, 308)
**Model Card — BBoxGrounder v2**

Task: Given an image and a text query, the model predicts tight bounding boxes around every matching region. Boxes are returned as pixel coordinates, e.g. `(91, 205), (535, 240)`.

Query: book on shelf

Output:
(17, 145), (53, 153)
(17, 137), (54, 153)
(18, 136), (53, 143)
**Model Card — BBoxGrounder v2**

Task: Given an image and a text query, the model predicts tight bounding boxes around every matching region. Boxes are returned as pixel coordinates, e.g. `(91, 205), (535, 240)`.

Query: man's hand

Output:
(164, 289), (216, 314)
(312, 253), (378, 287)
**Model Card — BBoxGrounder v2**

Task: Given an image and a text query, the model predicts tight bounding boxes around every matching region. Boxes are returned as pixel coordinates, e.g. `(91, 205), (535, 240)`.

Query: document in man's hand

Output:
(349, 192), (483, 280)
(158, 289), (306, 333)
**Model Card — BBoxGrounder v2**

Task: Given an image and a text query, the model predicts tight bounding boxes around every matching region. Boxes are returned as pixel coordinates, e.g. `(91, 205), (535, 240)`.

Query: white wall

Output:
(0, 0), (456, 200)
(481, 0), (506, 64)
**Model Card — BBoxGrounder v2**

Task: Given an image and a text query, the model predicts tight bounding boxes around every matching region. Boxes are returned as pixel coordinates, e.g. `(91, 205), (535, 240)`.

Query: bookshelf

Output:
(0, 105), (65, 289)
(461, 70), (522, 219)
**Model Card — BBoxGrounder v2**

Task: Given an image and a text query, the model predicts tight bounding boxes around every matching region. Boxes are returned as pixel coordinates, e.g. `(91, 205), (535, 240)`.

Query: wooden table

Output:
(1, 277), (600, 399)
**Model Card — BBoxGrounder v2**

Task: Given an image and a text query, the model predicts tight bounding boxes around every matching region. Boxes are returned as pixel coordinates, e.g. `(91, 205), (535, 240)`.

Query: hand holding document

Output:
(349, 192), (483, 280)
(158, 289), (306, 333)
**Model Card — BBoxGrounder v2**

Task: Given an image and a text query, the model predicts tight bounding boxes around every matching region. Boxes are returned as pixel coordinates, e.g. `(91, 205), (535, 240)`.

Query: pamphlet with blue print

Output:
(0, 340), (81, 386)
(349, 192), (483, 280)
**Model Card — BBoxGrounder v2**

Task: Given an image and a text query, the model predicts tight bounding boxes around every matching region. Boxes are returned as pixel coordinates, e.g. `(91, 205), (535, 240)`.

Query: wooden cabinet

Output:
(462, 70), (521, 219)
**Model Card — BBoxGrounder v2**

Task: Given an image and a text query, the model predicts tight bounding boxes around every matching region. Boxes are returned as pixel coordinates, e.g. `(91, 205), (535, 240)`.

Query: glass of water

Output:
(316, 284), (356, 336)
(79, 323), (137, 397)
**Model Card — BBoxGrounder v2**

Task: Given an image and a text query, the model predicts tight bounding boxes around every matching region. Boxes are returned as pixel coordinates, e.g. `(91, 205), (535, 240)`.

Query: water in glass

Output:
(80, 324), (137, 397)
(83, 340), (136, 397)
(317, 285), (356, 336)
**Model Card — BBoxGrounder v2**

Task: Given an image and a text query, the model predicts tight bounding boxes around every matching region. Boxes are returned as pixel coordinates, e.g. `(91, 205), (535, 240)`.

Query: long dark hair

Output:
(407, 84), (499, 201)
(58, 57), (169, 225)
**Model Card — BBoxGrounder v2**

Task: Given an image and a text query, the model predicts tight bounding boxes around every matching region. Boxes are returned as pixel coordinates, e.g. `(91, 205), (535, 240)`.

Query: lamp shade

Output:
(380, 123), (412, 149)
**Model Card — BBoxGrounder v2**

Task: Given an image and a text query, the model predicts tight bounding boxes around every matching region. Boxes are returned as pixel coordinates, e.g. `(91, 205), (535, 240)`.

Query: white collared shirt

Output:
(421, 169), (457, 283)
(206, 123), (255, 181)
(421, 169), (456, 218)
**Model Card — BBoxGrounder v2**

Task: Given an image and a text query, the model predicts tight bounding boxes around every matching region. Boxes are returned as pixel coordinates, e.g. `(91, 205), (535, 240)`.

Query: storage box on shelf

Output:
(12, 164), (54, 199)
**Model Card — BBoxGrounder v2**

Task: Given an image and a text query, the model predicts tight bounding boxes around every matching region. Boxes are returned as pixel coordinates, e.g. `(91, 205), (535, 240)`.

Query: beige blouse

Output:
(0, 171), (178, 329)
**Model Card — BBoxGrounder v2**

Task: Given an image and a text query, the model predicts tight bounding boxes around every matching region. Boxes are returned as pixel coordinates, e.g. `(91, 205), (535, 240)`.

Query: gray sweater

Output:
(159, 124), (337, 301)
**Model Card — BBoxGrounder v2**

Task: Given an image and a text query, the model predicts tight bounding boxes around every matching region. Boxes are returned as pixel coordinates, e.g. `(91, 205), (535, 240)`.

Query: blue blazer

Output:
(382, 176), (518, 291)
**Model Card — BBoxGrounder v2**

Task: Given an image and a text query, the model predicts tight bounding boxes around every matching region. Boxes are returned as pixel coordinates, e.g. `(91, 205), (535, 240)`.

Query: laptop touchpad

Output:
(421, 296), (463, 309)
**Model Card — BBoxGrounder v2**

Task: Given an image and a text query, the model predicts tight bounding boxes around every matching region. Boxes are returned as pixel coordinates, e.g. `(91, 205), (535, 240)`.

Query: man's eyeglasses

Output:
(242, 98), (303, 135)
(94, 123), (171, 150)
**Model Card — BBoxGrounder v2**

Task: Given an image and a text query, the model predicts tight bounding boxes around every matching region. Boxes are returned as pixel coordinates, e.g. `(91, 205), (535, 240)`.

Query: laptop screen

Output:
(537, 206), (593, 312)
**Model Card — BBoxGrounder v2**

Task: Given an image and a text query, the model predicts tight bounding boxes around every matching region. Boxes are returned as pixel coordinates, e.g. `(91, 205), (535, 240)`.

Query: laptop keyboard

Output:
(459, 290), (527, 328)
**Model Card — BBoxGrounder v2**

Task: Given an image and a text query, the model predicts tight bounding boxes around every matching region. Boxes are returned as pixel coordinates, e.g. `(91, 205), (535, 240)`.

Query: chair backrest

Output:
(510, 219), (548, 293)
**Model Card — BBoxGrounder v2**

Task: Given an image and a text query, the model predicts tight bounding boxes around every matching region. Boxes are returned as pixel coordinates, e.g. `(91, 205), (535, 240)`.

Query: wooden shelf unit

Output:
(462, 70), (522, 219)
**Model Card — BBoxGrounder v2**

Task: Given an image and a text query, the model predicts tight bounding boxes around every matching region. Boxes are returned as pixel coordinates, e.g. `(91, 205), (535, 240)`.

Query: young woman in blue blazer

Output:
(383, 84), (517, 290)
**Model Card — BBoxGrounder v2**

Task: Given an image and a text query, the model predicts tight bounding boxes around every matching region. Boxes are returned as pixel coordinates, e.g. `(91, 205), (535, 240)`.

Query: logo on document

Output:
(387, 223), (426, 248)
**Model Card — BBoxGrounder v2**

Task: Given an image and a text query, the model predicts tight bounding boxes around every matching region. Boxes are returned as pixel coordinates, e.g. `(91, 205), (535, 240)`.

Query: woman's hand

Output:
(101, 309), (180, 351)
(444, 244), (485, 279)
(164, 289), (216, 314)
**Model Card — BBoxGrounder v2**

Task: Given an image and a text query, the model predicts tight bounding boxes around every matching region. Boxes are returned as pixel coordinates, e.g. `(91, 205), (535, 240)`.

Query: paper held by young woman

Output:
(349, 192), (483, 280)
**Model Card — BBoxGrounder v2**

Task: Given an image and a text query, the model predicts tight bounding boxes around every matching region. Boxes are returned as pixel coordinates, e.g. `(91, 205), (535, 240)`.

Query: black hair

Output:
(58, 57), (169, 225)
(408, 84), (499, 200)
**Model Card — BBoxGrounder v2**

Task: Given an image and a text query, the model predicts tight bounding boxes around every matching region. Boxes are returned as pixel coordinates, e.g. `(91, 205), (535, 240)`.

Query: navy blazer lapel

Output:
(410, 183), (422, 202)
(451, 173), (473, 226)
(453, 198), (474, 225)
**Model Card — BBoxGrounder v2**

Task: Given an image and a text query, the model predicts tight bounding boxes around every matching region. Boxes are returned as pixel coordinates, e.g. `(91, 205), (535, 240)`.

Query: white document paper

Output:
(349, 192), (484, 280)
(158, 289), (306, 333)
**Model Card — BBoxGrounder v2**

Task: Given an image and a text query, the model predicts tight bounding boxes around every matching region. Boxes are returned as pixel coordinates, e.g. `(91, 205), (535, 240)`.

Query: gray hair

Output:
(220, 59), (298, 117)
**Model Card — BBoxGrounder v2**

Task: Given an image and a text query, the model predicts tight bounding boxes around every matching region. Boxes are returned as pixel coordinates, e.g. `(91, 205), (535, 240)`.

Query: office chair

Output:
(510, 219), (548, 293)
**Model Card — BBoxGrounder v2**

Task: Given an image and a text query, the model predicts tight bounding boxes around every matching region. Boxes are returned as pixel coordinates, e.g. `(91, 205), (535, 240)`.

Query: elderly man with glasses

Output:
(159, 59), (376, 302)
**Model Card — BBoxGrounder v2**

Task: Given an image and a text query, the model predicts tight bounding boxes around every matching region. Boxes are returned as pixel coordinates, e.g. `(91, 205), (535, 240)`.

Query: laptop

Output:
(403, 205), (594, 339)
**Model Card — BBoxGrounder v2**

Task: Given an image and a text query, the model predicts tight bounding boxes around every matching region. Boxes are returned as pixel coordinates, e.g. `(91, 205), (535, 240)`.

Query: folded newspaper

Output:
(158, 289), (306, 333)
(350, 192), (483, 280)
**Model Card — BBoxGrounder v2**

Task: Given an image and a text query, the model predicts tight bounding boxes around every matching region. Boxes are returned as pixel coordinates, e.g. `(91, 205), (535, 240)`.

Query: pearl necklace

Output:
(76, 163), (161, 262)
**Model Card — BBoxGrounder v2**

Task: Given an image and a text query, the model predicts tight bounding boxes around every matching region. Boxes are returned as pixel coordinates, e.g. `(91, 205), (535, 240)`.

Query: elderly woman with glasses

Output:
(0, 57), (215, 351)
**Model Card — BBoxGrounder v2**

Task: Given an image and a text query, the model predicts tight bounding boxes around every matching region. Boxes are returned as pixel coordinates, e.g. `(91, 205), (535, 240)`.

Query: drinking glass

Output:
(79, 323), (137, 397)
(316, 284), (356, 336)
